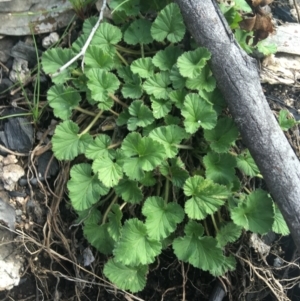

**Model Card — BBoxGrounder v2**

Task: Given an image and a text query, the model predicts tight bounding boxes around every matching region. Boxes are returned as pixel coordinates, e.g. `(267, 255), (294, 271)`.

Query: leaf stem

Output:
(102, 194), (119, 225)
(211, 214), (219, 233)
(176, 144), (193, 150)
(243, 186), (251, 194)
(109, 93), (128, 108)
(141, 43), (144, 58)
(79, 109), (103, 135)
(108, 141), (122, 149)
(164, 177), (170, 204)
(75, 106), (97, 116)
(116, 49), (129, 66)
(203, 219), (210, 236)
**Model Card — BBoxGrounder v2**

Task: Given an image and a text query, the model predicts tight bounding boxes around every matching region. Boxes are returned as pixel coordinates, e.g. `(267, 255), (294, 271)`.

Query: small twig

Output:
(0, 144), (29, 156)
(293, 0), (300, 23)
(51, 0), (108, 77)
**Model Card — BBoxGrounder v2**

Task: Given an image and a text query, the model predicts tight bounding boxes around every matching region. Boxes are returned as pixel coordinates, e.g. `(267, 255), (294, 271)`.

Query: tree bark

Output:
(175, 0), (300, 250)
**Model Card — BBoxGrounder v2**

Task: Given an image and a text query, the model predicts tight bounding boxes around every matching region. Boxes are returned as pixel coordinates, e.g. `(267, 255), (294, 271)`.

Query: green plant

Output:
(42, 1), (288, 293)
(219, 0), (277, 56)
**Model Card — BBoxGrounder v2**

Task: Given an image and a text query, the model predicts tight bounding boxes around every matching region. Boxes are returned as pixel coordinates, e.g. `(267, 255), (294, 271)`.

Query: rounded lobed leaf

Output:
(67, 163), (109, 211)
(151, 3), (186, 43)
(124, 19), (153, 45)
(47, 85), (81, 120)
(52, 120), (92, 160)
(114, 218), (162, 265)
(177, 47), (211, 79)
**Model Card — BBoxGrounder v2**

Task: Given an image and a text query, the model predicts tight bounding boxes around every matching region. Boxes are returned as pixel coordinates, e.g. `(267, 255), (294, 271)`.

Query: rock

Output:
(0, 0), (75, 36)
(9, 58), (30, 84)
(42, 32), (60, 49)
(0, 108), (34, 153)
(0, 228), (22, 291)
(0, 36), (14, 63)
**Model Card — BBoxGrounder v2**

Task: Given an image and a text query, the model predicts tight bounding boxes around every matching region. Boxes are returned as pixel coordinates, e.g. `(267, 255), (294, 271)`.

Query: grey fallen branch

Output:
(51, 0), (107, 78)
(176, 0), (300, 250)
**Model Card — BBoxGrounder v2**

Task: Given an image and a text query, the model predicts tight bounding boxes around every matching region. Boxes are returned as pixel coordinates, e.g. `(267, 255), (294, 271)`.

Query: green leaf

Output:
(185, 65), (216, 92)
(170, 65), (186, 89)
(181, 93), (217, 134)
(256, 40), (277, 56)
(204, 117), (239, 153)
(173, 221), (225, 275)
(210, 254), (236, 276)
(115, 178), (143, 204)
(118, 66), (143, 99)
(85, 134), (116, 160)
(104, 259), (148, 293)
(199, 88), (227, 114)
(109, 0), (140, 16)
(153, 46), (183, 71)
(203, 152), (237, 186)
(82, 16), (97, 34)
(234, 0), (252, 12)
(119, 68), (143, 99)
(84, 223), (115, 254)
(91, 22), (122, 52)
(177, 48), (211, 79)
(116, 108), (130, 127)
(169, 89), (188, 109)
(143, 72), (171, 99)
(183, 175), (229, 220)
(108, 204), (123, 241)
(121, 133), (165, 180)
(159, 158), (189, 187)
(231, 189), (274, 234)
(164, 114), (181, 126)
(124, 19), (153, 45)
(47, 85), (81, 120)
(272, 204), (290, 235)
(149, 125), (188, 158)
(130, 57), (155, 78)
(76, 208), (102, 226)
(220, 5), (243, 29)
(92, 156), (123, 187)
(142, 196), (184, 240)
(278, 109), (297, 131)
(86, 69), (120, 102)
(42, 48), (77, 84)
(52, 120), (92, 160)
(67, 163), (109, 211)
(236, 150), (260, 177)
(127, 100), (154, 131)
(85, 45), (115, 70)
(234, 29), (253, 54)
(114, 218), (162, 265)
(151, 3), (186, 43)
(150, 96), (172, 119)
(140, 171), (156, 186)
(216, 222), (242, 248)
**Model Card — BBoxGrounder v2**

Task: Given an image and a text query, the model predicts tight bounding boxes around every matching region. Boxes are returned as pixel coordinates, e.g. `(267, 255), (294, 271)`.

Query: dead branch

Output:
(175, 0), (300, 250)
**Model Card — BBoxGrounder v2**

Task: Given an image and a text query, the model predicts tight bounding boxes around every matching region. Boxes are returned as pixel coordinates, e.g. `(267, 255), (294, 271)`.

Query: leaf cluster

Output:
(42, 2), (286, 293)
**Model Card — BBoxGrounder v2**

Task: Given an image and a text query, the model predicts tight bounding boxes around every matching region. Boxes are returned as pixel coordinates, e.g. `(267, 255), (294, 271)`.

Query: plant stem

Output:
(109, 93), (128, 108)
(164, 177), (170, 204)
(79, 109), (103, 135)
(243, 186), (251, 194)
(203, 219), (210, 236)
(211, 214), (219, 233)
(108, 141), (122, 149)
(116, 49), (129, 66)
(102, 194), (119, 225)
(141, 43), (144, 58)
(75, 106), (97, 116)
(176, 144), (193, 150)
